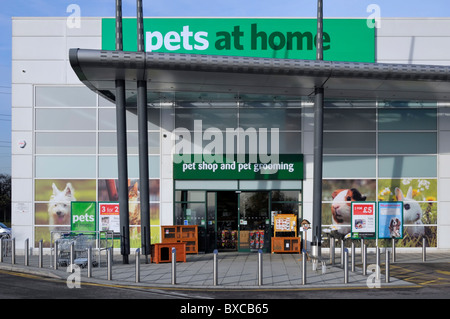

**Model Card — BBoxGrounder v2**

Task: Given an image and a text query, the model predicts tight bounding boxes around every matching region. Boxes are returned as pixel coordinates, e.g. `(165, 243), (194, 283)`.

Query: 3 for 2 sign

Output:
(351, 202), (376, 239)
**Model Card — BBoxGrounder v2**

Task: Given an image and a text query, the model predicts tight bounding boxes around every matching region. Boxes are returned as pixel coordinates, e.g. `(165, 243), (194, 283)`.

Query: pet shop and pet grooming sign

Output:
(101, 18), (375, 62)
(173, 154), (303, 180)
(351, 202), (376, 239)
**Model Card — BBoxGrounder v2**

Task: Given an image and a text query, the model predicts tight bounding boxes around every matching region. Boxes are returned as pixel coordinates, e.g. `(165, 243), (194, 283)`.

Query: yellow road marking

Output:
(0, 268), (421, 292)
(0, 269), (49, 280)
(436, 270), (450, 276)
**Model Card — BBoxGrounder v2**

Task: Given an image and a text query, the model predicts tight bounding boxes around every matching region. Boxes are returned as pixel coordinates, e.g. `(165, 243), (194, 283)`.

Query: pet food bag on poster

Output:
(231, 230), (237, 249)
(255, 231), (260, 249)
(250, 231), (255, 249)
(258, 230), (264, 249)
(220, 230), (227, 248)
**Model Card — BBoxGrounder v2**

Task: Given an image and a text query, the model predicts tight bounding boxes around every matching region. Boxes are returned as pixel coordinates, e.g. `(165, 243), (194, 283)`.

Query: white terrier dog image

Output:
(48, 183), (76, 225)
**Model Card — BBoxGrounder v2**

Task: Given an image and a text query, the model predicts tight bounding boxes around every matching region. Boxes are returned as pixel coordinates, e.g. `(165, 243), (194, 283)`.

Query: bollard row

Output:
(328, 238), (401, 285)
(0, 237), (430, 286)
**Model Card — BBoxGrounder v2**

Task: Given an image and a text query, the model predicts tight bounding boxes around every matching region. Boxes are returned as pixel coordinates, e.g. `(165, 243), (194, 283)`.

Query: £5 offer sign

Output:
(351, 202), (376, 239)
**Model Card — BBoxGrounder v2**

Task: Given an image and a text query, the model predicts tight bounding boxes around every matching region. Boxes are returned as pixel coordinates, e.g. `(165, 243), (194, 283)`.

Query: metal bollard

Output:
(171, 247), (176, 285)
(38, 240), (43, 268)
(376, 246), (380, 281)
(24, 238), (29, 266)
(362, 244), (367, 276)
(340, 239), (344, 268)
(302, 250), (307, 285)
(70, 241), (75, 273)
(107, 248), (112, 280)
(258, 249), (263, 286)
(391, 238), (396, 263)
(0, 237), (3, 263)
(351, 241), (355, 272)
(330, 236), (335, 265)
(96, 237), (101, 267)
(87, 246), (92, 278)
(135, 248), (140, 283)
(385, 250), (390, 283)
(11, 238), (15, 265)
(54, 240), (59, 269)
(213, 249), (218, 286)
(360, 238), (364, 263)
(344, 249), (349, 284)
(422, 237), (427, 262)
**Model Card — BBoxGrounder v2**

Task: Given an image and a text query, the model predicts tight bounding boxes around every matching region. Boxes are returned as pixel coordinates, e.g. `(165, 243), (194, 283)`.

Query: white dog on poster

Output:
(48, 183), (76, 225)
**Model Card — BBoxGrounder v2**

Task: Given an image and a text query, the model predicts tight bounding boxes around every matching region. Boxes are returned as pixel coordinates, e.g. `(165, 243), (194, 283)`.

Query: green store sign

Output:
(102, 18), (375, 62)
(71, 201), (97, 232)
(174, 154), (303, 180)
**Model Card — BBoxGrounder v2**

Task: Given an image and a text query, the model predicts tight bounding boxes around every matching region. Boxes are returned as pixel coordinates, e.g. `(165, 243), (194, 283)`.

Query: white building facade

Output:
(11, 17), (450, 251)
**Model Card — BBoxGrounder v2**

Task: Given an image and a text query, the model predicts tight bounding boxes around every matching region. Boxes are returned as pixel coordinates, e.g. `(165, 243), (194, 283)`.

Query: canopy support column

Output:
(115, 0), (130, 264)
(137, 0), (151, 262)
(312, 0), (324, 258)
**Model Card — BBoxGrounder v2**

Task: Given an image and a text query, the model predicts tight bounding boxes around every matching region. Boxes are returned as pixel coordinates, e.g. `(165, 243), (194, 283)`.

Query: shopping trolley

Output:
(57, 233), (98, 268)
(73, 234), (98, 268)
(57, 234), (76, 267)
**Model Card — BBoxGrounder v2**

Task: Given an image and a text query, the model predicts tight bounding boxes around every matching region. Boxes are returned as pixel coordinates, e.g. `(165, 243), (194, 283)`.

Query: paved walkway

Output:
(2, 248), (449, 290)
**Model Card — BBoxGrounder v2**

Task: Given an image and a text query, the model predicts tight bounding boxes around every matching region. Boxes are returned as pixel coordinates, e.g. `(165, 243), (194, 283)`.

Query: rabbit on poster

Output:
(395, 186), (425, 237)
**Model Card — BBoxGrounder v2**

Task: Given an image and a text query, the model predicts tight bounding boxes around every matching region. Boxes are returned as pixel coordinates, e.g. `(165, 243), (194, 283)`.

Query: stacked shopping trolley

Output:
(57, 233), (98, 268)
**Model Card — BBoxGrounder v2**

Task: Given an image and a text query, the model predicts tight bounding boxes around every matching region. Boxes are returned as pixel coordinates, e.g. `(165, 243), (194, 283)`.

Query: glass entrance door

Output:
(238, 192), (270, 252)
(215, 191), (239, 251)
(175, 189), (301, 253)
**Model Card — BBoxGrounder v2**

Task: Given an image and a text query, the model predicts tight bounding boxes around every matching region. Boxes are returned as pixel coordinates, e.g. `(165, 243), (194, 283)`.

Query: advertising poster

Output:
(34, 179), (96, 247)
(35, 179), (96, 226)
(378, 202), (403, 239)
(274, 214), (297, 233)
(351, 202), (376, 239)
(378, 178), (437, 247)
(321, 179), (376, 239)
(71, 201), (96, 232)
(98, 202), (120, 233)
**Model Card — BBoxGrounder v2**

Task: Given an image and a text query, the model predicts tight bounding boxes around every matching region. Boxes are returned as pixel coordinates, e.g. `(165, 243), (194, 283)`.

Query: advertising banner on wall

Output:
(322, 178), (437, 247)
(351, 202), (376, 239)
(102, 18), (375, 63)
(71, 201), (97, 232)
(378, 202), (403, 239)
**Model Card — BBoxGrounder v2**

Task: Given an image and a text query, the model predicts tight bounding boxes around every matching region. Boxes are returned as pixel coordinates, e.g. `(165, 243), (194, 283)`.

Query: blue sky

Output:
(0, 0), (449, 175)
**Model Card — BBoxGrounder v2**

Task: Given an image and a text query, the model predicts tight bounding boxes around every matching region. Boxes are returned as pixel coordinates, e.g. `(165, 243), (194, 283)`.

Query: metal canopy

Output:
(69, 48), (450, 102)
